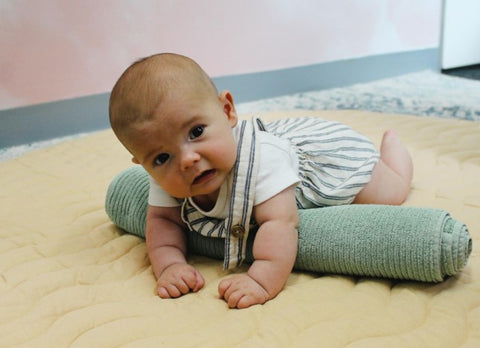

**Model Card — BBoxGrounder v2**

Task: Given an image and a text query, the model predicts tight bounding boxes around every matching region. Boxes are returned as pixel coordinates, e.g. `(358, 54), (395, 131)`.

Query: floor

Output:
(442, 64), (480, 81)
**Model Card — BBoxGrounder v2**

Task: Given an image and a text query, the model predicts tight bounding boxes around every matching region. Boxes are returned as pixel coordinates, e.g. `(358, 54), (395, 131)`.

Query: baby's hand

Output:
(156, 263), (205, 298)
(218, 274), (269, 309)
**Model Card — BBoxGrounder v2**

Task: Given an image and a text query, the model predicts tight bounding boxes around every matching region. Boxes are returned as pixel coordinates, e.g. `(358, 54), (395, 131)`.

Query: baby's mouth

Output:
(193, 169), (216, 185)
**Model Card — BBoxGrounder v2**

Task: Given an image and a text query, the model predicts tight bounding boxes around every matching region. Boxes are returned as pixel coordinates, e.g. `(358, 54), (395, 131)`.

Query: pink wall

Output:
(0, 0), (441, 110)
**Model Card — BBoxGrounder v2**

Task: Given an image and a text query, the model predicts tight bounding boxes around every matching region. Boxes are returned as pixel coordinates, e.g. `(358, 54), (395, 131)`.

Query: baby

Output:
(109, 53), (413, 309)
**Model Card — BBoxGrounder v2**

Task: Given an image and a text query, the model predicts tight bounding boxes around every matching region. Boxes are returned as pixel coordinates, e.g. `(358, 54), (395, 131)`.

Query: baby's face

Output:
(127, 91), (238, 202)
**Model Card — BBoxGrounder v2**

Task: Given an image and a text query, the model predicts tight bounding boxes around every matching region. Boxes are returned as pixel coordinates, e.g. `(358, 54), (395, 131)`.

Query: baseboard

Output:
(215, 48), (440, 102)
(0, 48), (439, 148)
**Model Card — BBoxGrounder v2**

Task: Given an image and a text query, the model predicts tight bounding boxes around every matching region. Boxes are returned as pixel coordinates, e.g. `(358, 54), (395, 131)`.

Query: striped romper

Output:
(264, 117), (380, 208)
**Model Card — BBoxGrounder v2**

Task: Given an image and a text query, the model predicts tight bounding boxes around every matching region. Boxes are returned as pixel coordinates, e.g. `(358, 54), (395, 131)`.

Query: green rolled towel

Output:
(105, 166), (472, 282)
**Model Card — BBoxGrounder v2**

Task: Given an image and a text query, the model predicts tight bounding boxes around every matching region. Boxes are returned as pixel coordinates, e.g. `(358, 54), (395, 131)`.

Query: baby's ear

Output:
(131, 157), (140, 164)
(219, 90), (238, 127)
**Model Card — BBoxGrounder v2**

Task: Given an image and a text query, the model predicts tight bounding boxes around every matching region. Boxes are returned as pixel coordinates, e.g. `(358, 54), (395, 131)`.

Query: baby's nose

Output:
(180, 148), (200, 171)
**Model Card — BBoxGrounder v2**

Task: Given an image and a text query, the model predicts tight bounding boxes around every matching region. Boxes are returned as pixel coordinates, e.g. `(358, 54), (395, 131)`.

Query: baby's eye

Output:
(189, 125), (204, 139)
(153, 153), (170, 166)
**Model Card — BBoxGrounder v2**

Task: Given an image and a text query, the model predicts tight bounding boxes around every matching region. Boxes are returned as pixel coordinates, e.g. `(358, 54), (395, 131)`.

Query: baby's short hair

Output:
(109, 53), (217, 141)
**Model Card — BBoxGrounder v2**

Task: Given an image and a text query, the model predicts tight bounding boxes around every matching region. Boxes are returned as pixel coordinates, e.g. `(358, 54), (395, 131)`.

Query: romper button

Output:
(231, 224), (245, 238)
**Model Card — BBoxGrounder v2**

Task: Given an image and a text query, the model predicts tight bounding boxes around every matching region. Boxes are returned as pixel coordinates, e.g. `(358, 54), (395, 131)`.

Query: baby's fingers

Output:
(218, 278), (233, 299)
(157, 271), (204, 298)
(225, 290), (246, 309)
(157, 281), (187, 298)
(218, 275), (270, 309)
(181, 269), (205, 293)
(236, 295), (262, 309)
(218, 279), (243, 308)
(191, 270), (205, 292)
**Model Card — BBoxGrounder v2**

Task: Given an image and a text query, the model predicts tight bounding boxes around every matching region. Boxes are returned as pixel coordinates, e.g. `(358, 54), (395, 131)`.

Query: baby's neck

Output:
(191, 189), (220, 212)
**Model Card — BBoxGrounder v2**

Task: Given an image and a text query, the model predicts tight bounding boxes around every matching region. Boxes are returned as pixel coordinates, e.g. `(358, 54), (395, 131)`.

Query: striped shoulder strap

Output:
(181, 118), (261, 269)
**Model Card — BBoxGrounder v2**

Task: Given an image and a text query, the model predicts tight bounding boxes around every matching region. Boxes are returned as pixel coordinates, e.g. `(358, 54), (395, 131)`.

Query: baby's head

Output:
(109, 53), (239, 199)
(109, 53), (219, 147)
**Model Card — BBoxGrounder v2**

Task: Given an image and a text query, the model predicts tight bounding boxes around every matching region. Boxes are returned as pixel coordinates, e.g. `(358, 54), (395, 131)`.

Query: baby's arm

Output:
(218, 186), (298, 308)
(146, 205), (205, 298)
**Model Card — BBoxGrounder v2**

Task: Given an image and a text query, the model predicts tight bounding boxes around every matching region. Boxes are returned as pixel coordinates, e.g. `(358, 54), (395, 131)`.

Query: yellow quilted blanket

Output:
(1, 110), (478, 347)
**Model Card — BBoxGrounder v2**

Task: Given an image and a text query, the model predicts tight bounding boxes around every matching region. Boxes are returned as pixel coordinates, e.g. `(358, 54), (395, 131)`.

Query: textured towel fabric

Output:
(295, 206), (472, 282)
(105, 166), (472, 282)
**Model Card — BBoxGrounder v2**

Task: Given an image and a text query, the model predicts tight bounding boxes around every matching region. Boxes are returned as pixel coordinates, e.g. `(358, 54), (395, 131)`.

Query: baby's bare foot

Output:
(380, 130), (413, 185)
(354, 130), (414, 205)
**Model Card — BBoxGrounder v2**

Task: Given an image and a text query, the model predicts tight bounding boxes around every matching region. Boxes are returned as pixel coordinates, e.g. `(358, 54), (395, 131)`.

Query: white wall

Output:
(0, 0), (442, 110)
(441, 0), (480, 69)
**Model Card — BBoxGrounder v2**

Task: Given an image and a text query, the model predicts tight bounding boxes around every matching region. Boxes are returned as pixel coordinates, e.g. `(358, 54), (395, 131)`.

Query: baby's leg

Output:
(354, 130), (413, 205)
